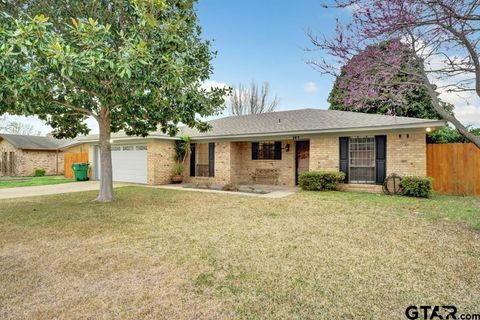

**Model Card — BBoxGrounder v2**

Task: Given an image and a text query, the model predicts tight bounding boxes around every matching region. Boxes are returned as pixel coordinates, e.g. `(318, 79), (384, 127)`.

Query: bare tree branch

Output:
(230, 81), (279, 116)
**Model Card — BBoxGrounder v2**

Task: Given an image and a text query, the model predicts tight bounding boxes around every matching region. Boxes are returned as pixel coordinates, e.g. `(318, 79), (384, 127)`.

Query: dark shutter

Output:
(208, 142), (215, 177)
(174, 140), (181, 157)
(190, 143), (196, 177)
(375, 135), (387, 184)
(339, 137), (349, 182)
(274, 141), (282, 160)
(252, 142), (259, 160)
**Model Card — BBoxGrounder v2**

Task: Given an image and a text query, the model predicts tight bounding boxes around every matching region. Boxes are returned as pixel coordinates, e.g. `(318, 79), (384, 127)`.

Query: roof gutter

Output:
(77, 134), (178, 143)
(20, 148), (62, 151)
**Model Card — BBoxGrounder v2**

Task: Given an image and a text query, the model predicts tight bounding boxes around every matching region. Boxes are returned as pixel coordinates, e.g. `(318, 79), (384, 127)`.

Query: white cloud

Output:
(424, 54), (480, 127)
(201, 80), (229, 92)
(343, 2), (362, 13)
(0, 115), (51, 135)
(304, 81), (319, 93)
(438, 90), (480, 126)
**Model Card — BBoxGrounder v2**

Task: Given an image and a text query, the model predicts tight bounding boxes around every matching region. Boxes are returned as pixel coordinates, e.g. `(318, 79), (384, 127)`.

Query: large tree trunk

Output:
(96, 117), (114, 202)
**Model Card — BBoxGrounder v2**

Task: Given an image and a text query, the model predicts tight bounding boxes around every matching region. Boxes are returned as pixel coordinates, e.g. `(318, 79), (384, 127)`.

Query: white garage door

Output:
(97, 145), (148, 184)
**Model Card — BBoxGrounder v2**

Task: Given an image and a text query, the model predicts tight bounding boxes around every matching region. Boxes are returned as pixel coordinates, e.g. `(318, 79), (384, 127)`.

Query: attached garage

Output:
(96, 145), (148, 184)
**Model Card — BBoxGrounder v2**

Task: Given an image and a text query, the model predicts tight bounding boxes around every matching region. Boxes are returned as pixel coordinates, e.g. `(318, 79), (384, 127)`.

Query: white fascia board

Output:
(78, 134), (178, 144)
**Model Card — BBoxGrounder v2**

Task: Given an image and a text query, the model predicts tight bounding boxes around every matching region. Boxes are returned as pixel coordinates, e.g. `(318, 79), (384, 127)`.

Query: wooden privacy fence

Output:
(427, 143), (480, 195)
(64, 152), (89, 179)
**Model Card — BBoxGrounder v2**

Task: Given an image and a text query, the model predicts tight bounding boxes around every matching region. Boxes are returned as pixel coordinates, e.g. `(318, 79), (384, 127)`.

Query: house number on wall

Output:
(292, 136), (300, 141)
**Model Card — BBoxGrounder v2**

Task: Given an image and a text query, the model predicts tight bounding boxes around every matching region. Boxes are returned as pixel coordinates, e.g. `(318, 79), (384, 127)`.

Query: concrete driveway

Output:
(0, 181), (128, 200)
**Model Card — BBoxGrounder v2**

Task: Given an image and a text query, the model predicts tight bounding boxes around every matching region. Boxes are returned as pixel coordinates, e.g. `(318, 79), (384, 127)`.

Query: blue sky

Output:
(5, 0), (479, 133)
(196, 0), (480, 125)
(11, 0), (343, 134)
(196, 0), (338, 113)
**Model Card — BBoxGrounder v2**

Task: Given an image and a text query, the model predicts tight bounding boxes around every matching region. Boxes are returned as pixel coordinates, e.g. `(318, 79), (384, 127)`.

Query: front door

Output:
(295, 141), (310, 184)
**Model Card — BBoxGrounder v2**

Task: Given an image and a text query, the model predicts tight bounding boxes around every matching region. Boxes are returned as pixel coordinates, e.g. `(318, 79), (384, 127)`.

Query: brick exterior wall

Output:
(183, 140), (295, 186)
(147, 140), (177, 185)
(386, 131), (427, 177)
(84, 129), (427, 186)
(230, 140), (295, 185)
(309, 135), (340, 172)
(184, 141), (233, 185)
(309, 131), (427, 180)
(211, 141), (232, 184)
(0, 139), (64, 176)
(22, 150), (64, 176)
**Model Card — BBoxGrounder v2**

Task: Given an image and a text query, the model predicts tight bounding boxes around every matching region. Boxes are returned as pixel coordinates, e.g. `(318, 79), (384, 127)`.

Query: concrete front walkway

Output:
(153, 184), (298, 198)
(0, 182), (297, 200)
(0, 181), (128, 200)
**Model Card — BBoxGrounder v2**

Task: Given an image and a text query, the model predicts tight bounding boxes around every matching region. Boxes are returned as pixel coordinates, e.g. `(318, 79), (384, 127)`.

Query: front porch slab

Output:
(152, 183), (298, 198)
(338, 183), (383, 194)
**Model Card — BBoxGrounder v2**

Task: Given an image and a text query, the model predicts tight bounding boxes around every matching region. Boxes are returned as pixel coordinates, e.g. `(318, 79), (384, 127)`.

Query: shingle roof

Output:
(181, 108), (445, 138)
(77, 108), (445, 143)
(0, 134), (74, 150)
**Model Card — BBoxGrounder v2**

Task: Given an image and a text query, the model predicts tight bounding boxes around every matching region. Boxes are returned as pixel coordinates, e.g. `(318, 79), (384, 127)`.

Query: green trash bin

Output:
(72, 163), (89, 181)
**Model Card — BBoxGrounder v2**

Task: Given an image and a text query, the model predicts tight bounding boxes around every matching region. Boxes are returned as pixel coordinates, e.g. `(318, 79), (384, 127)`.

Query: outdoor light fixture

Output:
(426, 127), (432, 132)
(284, 144), (290, 152)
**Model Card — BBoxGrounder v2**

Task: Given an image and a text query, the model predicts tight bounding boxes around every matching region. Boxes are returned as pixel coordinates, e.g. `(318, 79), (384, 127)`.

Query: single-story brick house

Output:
(0, 134), (74, 176)
(78, 109), (445, 187)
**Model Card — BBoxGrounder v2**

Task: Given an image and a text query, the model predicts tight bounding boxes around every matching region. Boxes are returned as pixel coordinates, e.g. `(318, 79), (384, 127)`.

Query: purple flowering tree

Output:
(328, 39), (452, 119)
(309, 0), (480, 148)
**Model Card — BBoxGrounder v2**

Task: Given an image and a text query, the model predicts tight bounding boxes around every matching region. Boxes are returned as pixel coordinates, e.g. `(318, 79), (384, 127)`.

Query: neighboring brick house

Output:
(0, 134), (74, 177)
(78, 108), (445, 187)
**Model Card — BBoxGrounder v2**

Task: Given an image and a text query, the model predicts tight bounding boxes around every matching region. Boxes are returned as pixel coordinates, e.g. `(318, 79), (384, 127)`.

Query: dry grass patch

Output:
(0, 187), (479, 319)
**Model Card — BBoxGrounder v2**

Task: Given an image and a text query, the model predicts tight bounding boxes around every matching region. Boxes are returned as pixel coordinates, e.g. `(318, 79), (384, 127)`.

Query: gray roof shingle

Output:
(181, 108), (444, 138)
(0, 134), (74, 150)
(77, 108), (445, 143)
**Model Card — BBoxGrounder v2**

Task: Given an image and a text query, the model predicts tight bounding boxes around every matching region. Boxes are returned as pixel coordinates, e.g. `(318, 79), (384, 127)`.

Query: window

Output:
(122, 146), (134, 151)
(349, 137), (375, 183)
(259, 142), (275, 160)
(111, 146), (121, 151)
(252, 141), (281, 160)
(195, 143), (210, 177)
(190, 143), (214, 177)
(136, 146), (147, 151)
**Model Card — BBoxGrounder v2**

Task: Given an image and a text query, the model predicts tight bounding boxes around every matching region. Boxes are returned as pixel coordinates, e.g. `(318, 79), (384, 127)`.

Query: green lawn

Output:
(0, 175), (75, 188)
(0, 187), (479, 319)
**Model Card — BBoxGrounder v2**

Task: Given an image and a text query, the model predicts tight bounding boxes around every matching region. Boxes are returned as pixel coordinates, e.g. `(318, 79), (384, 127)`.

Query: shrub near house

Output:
(400, 176), (433, 198)
(298, 171), (345, 191)
(35, 168), (46, 177)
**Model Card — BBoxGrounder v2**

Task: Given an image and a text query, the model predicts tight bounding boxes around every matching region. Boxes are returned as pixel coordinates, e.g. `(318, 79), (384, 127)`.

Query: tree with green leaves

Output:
(0, 1), (229, 201)
(428, 126), (480, 144)
(327, 40), (452, 120)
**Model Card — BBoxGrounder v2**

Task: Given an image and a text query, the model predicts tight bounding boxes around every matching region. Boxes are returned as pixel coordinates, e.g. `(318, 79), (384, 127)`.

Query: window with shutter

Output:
(208, 142), (215, 177)
(190, 143), (196, 177)
(375, 135), (387, 184)
(349, 137), (376, 184)
(189, 143), (215, 177)
(252, 142), (259, 160)
(252, 141), (281, 160)
(339, 137), (349, 182)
